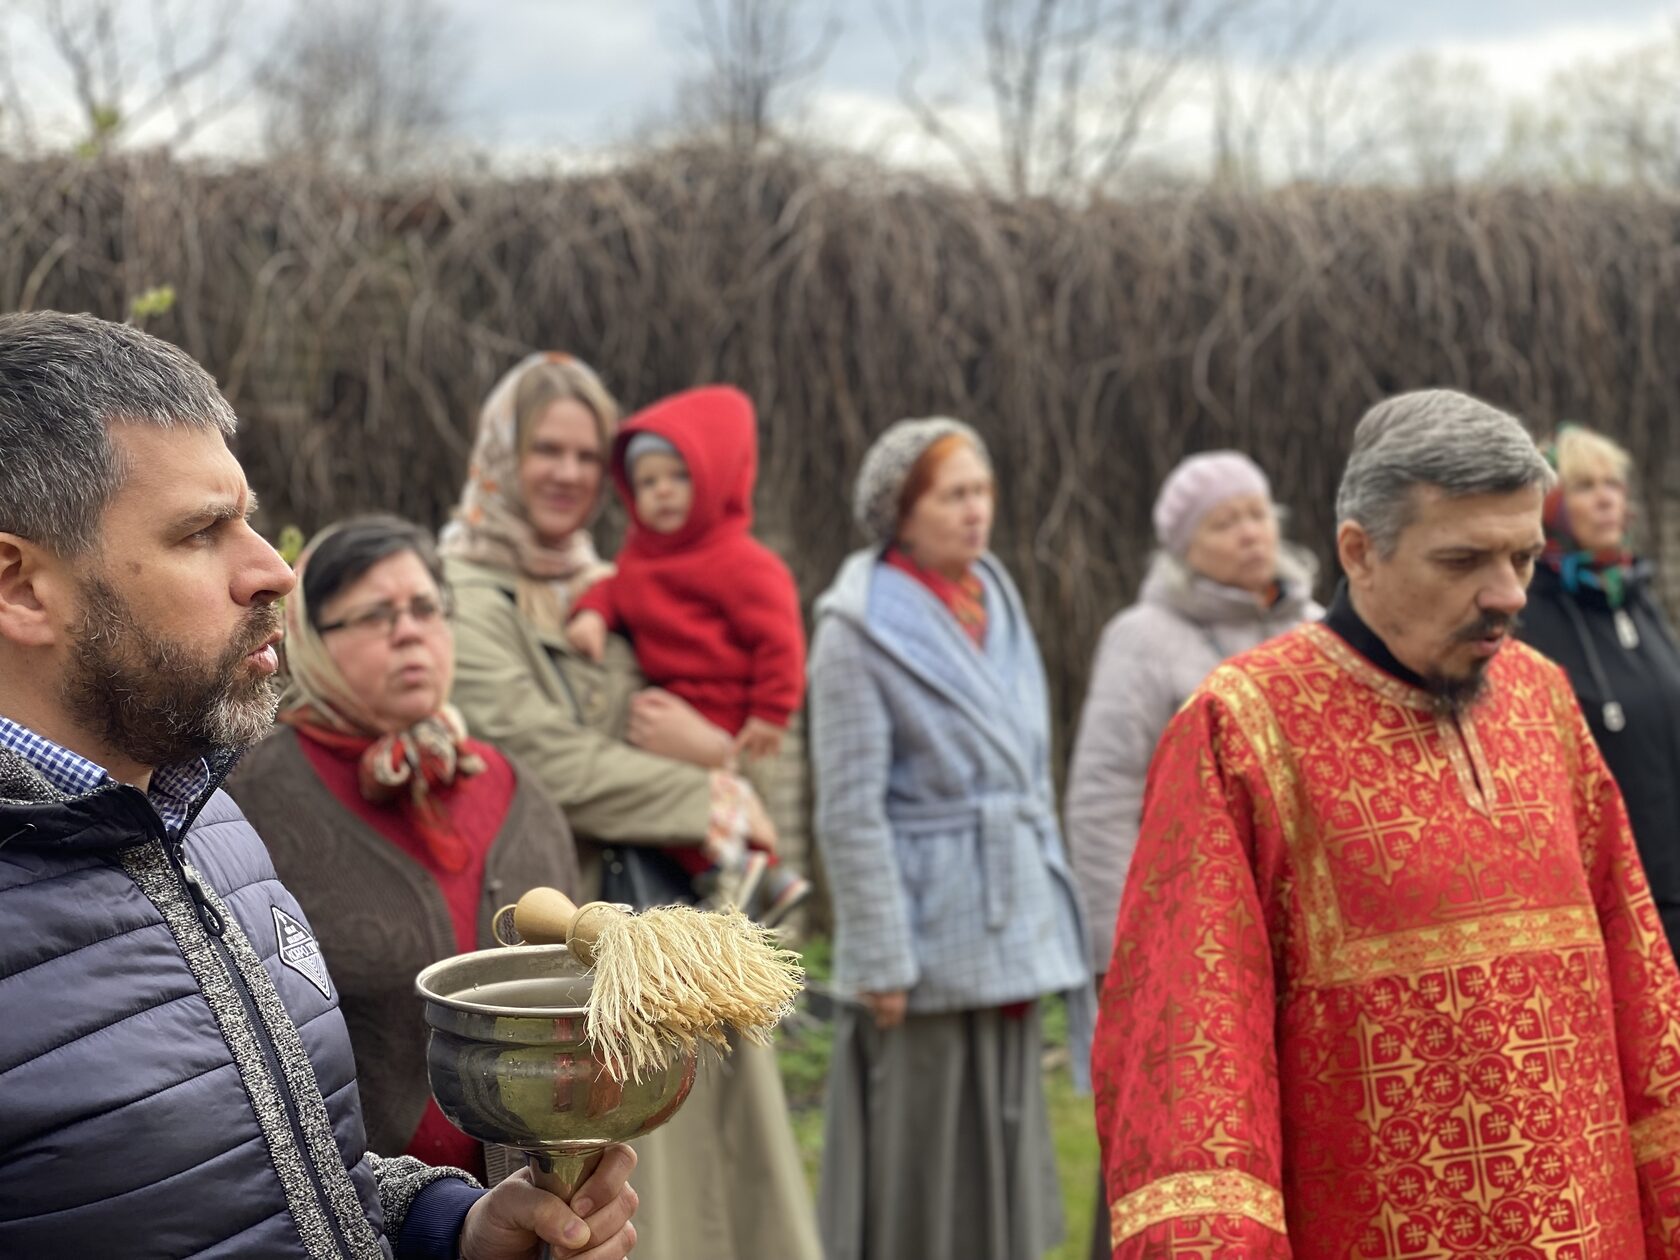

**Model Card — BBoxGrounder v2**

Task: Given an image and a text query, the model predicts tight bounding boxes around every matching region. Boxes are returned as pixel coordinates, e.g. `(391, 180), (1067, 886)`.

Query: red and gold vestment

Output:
(1095, 623), (1680, 1258)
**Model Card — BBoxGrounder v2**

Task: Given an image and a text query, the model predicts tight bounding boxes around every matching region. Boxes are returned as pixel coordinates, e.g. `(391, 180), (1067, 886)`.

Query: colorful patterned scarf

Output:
(279, 525), (485, 873)
(437, 352), (617, 636)
(1540, 462), (1636, 611)
(884, 546), (988, 646)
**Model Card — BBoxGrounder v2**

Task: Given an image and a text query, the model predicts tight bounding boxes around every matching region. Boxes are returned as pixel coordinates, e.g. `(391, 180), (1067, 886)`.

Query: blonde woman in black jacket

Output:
(1518, 423), (1680, 960)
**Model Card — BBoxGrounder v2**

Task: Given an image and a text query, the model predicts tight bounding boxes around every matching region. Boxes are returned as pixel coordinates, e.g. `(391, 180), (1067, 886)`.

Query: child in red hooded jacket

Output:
(566, 385), (810, 924)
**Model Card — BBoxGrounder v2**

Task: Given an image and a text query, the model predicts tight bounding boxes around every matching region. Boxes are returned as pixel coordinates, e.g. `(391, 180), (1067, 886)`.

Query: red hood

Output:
(612, 385), (757, 557)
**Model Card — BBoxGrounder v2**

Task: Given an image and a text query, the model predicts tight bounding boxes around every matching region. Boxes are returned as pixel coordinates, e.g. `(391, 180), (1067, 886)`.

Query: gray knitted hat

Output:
(624, 431), (679, 470)
(852, 416), (989, 543)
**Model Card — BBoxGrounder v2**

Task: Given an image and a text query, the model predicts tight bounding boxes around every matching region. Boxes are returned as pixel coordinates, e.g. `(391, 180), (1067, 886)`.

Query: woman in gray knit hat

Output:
(808, 417), (1095, 1260)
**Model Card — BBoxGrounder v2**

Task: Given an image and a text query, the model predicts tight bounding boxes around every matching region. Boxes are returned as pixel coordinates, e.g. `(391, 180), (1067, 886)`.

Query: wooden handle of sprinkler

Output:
(510, 887), (621, 964)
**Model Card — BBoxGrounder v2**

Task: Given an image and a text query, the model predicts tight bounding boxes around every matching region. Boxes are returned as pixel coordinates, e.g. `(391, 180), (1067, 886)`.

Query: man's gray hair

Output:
(1335, 389), (1555, 555)
(0, 311), (237, 556)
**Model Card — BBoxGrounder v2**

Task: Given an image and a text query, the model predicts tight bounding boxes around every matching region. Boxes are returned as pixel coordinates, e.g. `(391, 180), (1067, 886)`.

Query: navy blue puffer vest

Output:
(0, 748), (391, 1259)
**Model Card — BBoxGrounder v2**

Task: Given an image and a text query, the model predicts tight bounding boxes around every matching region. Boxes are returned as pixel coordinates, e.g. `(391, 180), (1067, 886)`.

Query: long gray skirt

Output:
(819, 1002), (1064, 1260)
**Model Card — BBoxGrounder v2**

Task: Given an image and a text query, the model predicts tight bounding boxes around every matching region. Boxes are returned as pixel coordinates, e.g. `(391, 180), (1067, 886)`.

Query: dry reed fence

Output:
(6, 145), (1680, 765)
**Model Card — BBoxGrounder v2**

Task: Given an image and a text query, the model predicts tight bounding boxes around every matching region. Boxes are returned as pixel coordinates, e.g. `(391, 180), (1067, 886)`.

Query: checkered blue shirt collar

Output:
(0, 715), (212, 838)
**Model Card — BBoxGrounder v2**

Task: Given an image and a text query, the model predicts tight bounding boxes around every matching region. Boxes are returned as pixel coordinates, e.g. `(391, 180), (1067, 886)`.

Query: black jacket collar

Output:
(0, 744), (244, 853)
(1323, 579), (1429, 691)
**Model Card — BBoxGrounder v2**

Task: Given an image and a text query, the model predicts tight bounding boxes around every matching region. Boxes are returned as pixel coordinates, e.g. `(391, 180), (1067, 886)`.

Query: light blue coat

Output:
(808, 548), (1094, 1080)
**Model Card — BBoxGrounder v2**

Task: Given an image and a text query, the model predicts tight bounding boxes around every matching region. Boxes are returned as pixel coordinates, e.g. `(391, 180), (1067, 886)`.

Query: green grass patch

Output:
(1046, 1055), (1100, 1259)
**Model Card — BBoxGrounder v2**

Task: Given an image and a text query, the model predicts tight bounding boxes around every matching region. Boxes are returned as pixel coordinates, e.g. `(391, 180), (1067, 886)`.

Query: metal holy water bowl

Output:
(415, 943), (697, 1159)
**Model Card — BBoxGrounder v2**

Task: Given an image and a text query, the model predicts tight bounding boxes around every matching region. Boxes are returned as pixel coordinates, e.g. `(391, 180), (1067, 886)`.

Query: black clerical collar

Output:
(1323, 580), (1429, 691)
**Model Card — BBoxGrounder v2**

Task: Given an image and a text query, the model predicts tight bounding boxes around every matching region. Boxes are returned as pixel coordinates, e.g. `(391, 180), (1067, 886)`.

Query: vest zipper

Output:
(0, 822), (36, 850)
(140, 795), (357, 1259)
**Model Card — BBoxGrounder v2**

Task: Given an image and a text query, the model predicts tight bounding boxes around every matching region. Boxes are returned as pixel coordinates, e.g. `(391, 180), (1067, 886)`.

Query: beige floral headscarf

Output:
(280, 521), (486, 872)
(439, 352), (620, 636)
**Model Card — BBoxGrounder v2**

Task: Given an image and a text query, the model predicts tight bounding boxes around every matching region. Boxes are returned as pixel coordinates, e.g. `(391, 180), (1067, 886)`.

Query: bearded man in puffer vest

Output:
(0, 312), (639, 1260)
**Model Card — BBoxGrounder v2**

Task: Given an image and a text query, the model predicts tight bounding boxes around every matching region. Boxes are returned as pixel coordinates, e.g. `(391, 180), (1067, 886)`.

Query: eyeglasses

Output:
(317, 592), (453, 637)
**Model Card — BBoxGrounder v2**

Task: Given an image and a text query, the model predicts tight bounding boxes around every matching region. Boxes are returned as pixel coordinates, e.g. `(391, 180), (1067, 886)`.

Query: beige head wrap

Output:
(279, 521), (485, 870)
(279, 521), (390, 734)
(438, 352), (620, 635)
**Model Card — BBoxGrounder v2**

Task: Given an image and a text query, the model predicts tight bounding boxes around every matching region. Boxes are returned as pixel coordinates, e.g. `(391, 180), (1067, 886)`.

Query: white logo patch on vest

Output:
(272, 905), (332, 1000)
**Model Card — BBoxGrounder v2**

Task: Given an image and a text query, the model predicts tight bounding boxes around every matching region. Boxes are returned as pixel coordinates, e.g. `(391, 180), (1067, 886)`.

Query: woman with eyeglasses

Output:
(226, 513), (581, 1181)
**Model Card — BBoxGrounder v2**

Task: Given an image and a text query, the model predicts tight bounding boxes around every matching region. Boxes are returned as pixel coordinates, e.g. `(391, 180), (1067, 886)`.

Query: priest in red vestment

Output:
(1093, 389), (1680, 1259)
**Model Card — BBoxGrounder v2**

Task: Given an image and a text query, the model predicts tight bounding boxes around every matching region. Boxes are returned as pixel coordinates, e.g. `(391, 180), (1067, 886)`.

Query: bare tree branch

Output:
(30, 0), (243, 153)
(1082, 0), (1257, 188)
(887, 0), (1262, 198)
(129, 0), (244, 147)
(684, 0), (840, 147)
(1510, 24), (1680, 188)
(983, 0), (1063, 196)
(255, 0), (464, 178)
(0, 14), (39, 153)
(879, 0), (997, 187)
(1204, 0), (1348, 188)
(1270, 15), (1380, 184)
(1377, 50), (1498, 186)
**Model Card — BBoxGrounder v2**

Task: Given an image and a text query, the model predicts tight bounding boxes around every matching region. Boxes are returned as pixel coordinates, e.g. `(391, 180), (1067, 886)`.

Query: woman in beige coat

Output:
(440, 352), (820, 1260)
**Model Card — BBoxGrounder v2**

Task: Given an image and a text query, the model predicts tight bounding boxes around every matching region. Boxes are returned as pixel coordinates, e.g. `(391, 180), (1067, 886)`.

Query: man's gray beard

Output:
(1424, 611), (1518, 719)
(1424, 666), (1491, 719)
(59, 573), (282, 770)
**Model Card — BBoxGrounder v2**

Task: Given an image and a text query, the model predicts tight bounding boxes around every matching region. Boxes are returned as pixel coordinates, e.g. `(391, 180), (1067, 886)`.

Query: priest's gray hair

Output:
(0, 311), (236, 556)
(1335, 389), (1555, 557)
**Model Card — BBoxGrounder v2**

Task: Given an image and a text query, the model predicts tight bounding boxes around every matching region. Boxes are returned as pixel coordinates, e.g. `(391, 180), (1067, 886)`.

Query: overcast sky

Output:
(6, 0), (1679, 170)
(440, 0), (1680, 156)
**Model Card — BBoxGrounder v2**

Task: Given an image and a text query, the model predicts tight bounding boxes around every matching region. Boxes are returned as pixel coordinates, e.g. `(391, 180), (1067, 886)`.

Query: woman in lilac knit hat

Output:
(1064, 450), (1321, 1257)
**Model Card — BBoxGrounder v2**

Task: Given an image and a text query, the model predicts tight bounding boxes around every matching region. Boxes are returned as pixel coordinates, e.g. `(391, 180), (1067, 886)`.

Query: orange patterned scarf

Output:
(884, 547), (988, 647)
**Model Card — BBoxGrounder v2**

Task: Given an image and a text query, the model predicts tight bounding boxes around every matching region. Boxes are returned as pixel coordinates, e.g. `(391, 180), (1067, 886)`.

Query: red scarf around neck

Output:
(282, 705), (485, 873)
(884, 547), (988, 646)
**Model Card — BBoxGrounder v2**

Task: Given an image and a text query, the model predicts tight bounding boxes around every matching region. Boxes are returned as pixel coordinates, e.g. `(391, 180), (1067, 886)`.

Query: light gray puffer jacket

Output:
(1064, 546), (1320, 969)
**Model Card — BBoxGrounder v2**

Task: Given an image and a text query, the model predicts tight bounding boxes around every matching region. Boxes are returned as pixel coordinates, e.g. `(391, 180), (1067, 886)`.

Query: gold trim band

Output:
(1632, 1108), (1680, 1166)
(1109, 1169), (1286, 1246)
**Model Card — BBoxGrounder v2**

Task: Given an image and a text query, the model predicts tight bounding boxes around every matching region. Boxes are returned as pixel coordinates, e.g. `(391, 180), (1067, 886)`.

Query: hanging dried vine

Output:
(6, 147), (1679, 767)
